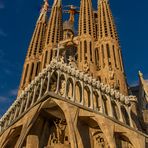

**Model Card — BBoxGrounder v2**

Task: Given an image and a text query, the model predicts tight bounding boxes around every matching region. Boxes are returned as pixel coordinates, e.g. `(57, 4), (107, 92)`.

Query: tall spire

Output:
(45, 0), (63, 46)
(77, 0), (96, 74)
(37, 0), (49, 23)
(96, 0), (128, 95)
(18, 0), (48, 95)
(41, 0), (63, 69)
(78, 0), (96, 37)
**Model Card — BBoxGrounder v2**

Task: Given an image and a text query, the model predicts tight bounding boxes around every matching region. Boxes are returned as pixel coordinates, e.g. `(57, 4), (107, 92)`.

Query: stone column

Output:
(25, 92), (31, 111)
(31, 85), (37, 105)
(90, 86), (94, 109)
(26, 135), (39, 148)
(106, 95), (114, 118)
(46, 72), (51, 93)
(98, 90), (104, 113)
(56, 71), (60, 94)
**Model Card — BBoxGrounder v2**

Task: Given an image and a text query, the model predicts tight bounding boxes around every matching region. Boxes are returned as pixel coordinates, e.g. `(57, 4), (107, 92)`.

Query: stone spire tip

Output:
(139, 71), (143, 77)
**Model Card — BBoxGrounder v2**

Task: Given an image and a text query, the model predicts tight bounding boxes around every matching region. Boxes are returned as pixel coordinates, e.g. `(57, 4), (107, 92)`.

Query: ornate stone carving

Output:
(83, 61), (89, 73)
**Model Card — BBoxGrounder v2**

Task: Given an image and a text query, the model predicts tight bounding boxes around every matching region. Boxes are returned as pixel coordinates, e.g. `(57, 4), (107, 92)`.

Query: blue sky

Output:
(0, 0), (148, 116)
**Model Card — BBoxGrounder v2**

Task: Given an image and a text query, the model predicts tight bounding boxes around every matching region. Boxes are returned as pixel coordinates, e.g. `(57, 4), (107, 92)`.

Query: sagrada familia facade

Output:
(0, 0), (148, 147)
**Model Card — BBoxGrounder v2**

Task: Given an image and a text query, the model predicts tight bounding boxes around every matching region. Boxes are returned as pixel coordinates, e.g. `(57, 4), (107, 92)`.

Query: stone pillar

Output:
(26, 135), (39, 148)
(56, 71), (60, 94)
(106, 95), (114, 118)
(31, 86), (37, 105)
(90, 86), (94, 109)
(98, 90), (104, 113)
(25, 92), (31, 111)
(46, 72), (51, 93)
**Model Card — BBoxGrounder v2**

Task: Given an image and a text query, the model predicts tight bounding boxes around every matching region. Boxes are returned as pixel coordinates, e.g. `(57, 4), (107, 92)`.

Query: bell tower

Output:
(95, 0), (128, 95)
(41, 0), (63, 69)
(78, 0), (96, 74)
(18, 0), (48, 95)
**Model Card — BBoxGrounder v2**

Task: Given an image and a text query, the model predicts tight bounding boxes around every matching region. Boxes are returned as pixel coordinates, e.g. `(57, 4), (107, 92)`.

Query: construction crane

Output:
(63, 5), (79, 24)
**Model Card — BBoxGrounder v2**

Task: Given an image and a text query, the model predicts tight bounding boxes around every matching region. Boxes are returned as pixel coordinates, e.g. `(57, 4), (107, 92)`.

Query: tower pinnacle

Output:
(41, 0), (63, 69)
(37, 0), (49, 23)
(18, 0), (48, 95)
(96, 0), (128, 95)
(78, 0), (96, 74)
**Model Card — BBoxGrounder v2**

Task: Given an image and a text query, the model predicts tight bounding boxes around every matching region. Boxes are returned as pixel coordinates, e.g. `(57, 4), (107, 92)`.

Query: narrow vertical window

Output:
(106, 44), (111, 67)
(95, 48), (99, 67)
(35, 62), (40, 76)
(29, 63), (34, 82)
(44, 51), (48, 68)
(118, 49), (123, 71)
(23, 64), (29, 85)
(50, 50), (53, 62)
(84, 40), (87, 60)
(90, 42), (92, 62)
(80, 41), (82, 62)
(102, 45), (105, 67)
(113, 45), (117, 68)
(106, 44), (110, 58)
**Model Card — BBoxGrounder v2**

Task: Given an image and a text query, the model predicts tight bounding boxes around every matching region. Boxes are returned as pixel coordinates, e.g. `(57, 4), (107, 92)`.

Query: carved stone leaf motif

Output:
(59, 80), (66, 95)
(83, 61), (89, 73)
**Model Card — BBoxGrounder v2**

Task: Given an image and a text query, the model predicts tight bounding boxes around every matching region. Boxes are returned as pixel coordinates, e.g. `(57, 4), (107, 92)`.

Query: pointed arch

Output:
(84, 86), (91, 107)
(66, 78), (74, 100)
(75, 81), (82, 103)
(121, 106), (130, 126)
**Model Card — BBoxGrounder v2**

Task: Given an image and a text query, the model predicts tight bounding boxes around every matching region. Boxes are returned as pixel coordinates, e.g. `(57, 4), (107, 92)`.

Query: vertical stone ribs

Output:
(18, 0), (49, 95)
(45, 0), (63, 46)
(78, 0), (96, 37)
(42, 0), (63, 70)
(96, 0), (128, 95)
(78, 0), (96, 74)
(98, 0), (118, 39)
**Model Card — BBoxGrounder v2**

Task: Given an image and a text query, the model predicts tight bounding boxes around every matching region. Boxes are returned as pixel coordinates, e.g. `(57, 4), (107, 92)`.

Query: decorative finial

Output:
(139, 71), (143, 77)
(43, 0), (49, 10)
(53, 0), (62, 7)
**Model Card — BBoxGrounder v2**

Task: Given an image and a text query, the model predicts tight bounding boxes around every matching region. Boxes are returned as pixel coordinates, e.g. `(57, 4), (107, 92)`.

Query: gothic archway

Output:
(115, 132), (134, 148)
(23, 100), (71, 148)
(77, 117), (109, 148)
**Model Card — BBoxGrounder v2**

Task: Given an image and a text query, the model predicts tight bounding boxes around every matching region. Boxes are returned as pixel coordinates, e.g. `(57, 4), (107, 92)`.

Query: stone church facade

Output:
(0, 0), (148, 147)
